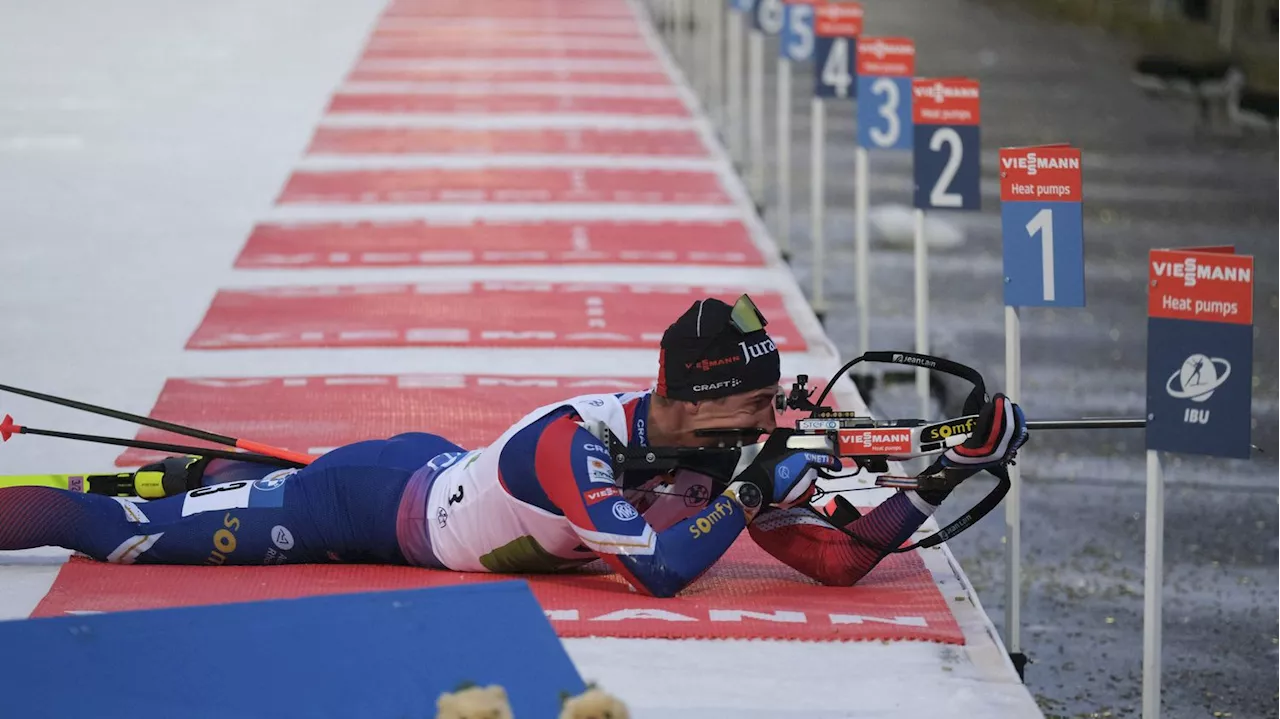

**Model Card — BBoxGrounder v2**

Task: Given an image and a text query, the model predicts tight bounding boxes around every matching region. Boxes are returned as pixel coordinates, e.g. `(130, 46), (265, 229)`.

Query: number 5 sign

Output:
(856, 37), (914, 150)
(780, 1), (815, 61)
(999, 145), (1086, 306)
(813, 2), (862, 99)
(912, 78), (981, 210)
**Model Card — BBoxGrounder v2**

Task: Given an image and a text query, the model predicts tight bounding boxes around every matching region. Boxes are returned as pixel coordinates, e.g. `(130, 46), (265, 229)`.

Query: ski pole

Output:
(0, 383), (317, 466)
(0, 414), (305, 469)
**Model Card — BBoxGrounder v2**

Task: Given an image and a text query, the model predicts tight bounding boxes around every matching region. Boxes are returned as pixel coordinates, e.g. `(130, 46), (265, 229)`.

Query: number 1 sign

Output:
(999, 144), (1086, 307)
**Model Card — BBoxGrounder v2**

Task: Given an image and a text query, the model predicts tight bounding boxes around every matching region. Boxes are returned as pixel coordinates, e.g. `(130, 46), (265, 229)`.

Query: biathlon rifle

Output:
(604, 350), (1146, 550)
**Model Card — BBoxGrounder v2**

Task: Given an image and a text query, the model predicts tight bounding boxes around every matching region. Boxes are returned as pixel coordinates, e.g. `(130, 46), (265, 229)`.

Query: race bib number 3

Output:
(181, 481), (253, 517)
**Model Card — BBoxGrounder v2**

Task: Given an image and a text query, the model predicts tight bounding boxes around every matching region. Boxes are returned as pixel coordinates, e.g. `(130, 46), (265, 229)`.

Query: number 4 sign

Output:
(813, 2), (862, 99)
(912, 78), (981, 210)
(999, 144), (1086, 307)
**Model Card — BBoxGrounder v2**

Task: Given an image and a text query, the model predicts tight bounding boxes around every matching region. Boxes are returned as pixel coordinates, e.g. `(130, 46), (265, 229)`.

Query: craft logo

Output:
(687, 354), (741, 371)
(739, 337), (777, 364)
(1166, 354), (1231, 428)
(892, 353), (937, 368)
(1152, 256), (1252, 288)
(611, 501), (640, 522)
(435, 506), (449, 528)
(999, 152), (1080, 176)
(693, 378), (742, 393)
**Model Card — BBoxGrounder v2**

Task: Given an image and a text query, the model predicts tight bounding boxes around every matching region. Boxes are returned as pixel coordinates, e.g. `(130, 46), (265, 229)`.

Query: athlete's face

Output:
(681, 385), (779, 445)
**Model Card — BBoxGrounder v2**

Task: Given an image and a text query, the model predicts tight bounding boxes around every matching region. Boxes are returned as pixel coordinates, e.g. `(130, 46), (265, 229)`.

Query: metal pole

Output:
(1004, 305), (1023, 656)
(810, 98), (827, 315)
(855, 146), (870, 356)
(748, 28), (766, 206)
(1026, 418), (1147, 430)
(708, 0), (725, 130)
(914, 208), (929, 419)
(1142, 449), (1165, 719)
(776, 57), (793, 259)
(727, 10), (745, 164)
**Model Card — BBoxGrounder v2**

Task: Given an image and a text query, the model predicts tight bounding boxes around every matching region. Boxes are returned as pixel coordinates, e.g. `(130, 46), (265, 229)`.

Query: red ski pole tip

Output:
(0, 414), (18, 442)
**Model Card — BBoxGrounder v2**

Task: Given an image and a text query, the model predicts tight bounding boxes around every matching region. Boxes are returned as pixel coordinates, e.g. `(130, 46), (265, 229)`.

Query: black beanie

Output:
(656, 297), (781, 401)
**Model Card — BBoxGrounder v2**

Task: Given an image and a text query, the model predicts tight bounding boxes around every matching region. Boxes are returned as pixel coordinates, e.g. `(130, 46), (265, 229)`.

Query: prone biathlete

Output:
(0, 296), (1027, 597)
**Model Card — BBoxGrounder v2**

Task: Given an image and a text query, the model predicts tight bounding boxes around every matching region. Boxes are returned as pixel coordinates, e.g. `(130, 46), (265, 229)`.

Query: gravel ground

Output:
(660, 2), (1278, 717)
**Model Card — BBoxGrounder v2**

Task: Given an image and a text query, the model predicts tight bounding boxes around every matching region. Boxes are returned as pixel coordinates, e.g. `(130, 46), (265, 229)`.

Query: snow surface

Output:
(0, 0), (1042, 716)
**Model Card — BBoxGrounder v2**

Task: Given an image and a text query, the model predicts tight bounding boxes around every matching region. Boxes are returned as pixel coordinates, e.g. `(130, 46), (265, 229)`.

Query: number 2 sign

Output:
(856, 37), (914, 150)
(911, 78), (981, 210)
(1000, 144), (1086, 307)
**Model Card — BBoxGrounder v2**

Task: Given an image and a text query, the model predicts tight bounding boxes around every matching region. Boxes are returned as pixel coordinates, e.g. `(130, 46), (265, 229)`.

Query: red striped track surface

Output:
(327, 93), (689, 117)
(235, 220), (763, 268)
(185, 284), (804, 351)
(307, 128), (706, 156)
(346, 68), (671, 85)
(277, 168), (726, 205)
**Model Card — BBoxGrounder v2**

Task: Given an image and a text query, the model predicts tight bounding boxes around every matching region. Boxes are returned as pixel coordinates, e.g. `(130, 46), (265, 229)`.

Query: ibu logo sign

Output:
(812, 2), (862, 99)
(1000, 144), (1085, 307)
(912, 78), (981, 210)
(1146, 248), (1255, 459)
(855, 37), (915, 150)
(779, 1), (815, 61)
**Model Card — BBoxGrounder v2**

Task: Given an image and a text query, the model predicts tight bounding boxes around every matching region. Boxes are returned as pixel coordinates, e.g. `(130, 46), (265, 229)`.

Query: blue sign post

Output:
(995, 142), (1086, 663)
(907, 77), (981, 420)
(805, 2), (862, 316)
(780, 1), (815, 62)
(851, 37), (915, 357)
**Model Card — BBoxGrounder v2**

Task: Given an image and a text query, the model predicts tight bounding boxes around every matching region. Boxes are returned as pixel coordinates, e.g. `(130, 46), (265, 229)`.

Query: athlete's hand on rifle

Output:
(943, 393), (1028, 471)
(729, 429), (842, 519)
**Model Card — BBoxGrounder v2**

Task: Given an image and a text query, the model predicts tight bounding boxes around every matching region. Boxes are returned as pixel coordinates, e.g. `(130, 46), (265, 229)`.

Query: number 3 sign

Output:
(911, 78), (981, 210)
(856, 37), (914, 150)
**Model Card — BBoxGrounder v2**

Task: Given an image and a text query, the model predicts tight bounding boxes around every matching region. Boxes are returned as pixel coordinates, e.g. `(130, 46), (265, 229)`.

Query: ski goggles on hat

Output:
(728, 294), (768, 335)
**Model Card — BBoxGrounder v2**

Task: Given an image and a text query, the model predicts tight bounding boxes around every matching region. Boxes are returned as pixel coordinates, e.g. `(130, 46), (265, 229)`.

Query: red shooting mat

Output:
(113, 373), (826, 467)
(383, 2), (635, 19)
(276, 168), (725, 205)
(360, 45), (653, 60)
(347, 68), (669, 85)
(369, 26), (644, 40)
(234, 220), (762, 268)
(327, 93), (689, 117)
(30, 539), (964, 644)
(184, 284), (805, 351)
(307, 127), (705, 156)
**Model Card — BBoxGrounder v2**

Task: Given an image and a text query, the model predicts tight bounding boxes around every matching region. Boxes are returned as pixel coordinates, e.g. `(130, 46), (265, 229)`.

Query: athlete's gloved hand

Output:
(940, 393), (1028, 473)
(915, 393), (1028, 505)
(728, 429), (842, 519)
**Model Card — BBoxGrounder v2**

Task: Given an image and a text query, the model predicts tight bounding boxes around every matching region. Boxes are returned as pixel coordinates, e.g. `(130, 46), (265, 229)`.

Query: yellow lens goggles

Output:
(728, 294), (768, 335)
